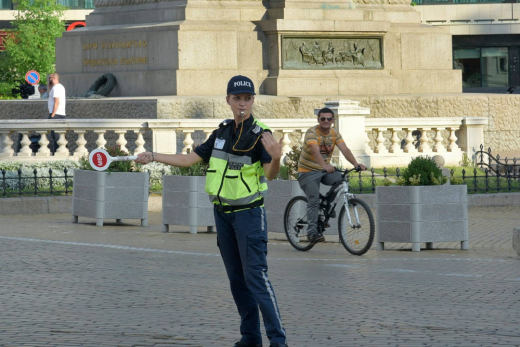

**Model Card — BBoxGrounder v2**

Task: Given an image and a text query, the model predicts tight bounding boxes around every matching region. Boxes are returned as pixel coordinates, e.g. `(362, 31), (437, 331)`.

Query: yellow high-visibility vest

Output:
(205, 116), (269, 212)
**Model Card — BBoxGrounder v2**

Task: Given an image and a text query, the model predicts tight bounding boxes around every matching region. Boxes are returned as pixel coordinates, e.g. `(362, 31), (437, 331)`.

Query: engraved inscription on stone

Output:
(81, 39), (148, 69)
(282, 37), (383, 70)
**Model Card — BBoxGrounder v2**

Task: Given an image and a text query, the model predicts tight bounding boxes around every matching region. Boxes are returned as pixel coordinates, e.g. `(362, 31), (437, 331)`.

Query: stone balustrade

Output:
(323, 100), (489, 168)
(0, 102), (489, 167)
(0, 119), (317, 162)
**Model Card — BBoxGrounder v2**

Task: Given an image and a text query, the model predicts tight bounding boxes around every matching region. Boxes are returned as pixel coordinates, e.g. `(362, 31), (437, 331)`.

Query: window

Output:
(0, 0), (13, 9)
(482, 47), (509, 87)
(453, 46), (510, 88)
(454, 47), (482, 87)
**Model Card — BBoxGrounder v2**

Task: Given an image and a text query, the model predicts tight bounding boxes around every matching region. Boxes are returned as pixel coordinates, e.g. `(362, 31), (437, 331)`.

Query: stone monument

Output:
(56, 0), (462, 97)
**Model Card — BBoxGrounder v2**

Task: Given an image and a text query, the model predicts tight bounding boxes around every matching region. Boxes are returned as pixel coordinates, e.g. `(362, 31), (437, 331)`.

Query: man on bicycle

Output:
(297, 107), (367, 243)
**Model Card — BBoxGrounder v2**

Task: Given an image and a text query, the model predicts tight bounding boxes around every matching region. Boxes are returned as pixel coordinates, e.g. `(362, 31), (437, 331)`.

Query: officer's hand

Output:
(136, 152), (153, 164)
(261, 132), (283, 161)
(357, 164), (367, 171)
(323, 164), (335, 173)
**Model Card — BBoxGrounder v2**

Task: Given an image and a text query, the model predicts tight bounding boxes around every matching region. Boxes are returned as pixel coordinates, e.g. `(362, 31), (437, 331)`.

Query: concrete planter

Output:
(162, 176), (215, 233)
(376, 185), (468, 252)
(161, 176), (306, 234)
(264, 179), (304, 233)
(72, 170), (149, 227)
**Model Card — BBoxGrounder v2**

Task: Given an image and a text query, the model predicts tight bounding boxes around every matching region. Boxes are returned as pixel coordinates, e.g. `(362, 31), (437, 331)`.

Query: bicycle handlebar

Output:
(321, 166), (366, 175)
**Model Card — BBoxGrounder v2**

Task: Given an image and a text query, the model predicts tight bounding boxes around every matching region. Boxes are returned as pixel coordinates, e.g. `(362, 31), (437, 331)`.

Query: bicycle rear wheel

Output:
(338, 198), (375, 256)
(284, 196), (315, 252)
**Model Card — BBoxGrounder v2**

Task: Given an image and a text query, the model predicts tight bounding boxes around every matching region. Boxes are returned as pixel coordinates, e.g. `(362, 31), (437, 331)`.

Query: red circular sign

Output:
(93, 151), (108, 168)
(89, 149), (111, 171)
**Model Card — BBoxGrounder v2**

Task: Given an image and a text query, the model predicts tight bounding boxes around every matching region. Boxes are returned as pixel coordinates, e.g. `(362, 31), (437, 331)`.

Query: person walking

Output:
(38, 84), (48, 98)
(297, 107), (367, 243)
(47, 73), (66, 154)
(135, 75), (288, 347)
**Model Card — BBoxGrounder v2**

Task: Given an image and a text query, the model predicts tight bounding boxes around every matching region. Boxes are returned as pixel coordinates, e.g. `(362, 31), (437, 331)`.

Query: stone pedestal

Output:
(56, 0), (462, 97)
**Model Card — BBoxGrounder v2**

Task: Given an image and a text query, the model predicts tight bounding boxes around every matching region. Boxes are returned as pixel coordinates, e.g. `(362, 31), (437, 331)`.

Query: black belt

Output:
(214, 198), (264, 213)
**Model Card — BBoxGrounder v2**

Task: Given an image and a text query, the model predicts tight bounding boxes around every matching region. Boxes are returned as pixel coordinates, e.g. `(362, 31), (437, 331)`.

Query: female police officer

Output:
(135, 76), (288, 347)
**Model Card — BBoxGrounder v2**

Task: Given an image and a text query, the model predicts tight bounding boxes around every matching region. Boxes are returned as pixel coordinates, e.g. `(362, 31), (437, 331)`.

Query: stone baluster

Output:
(433, 127), (446, 153)
(204, 129), (213, 142)
(374, 128), (388, 154)
(17, 131), (33, 157)
(36, 131), (51, 157)
(95, 130), (107, 149)
(418, 127), (431, 153)
(74, 130), (88, 157)
(115, 130), (128, 152)
(299, 129), (306, 145)
(447, 127), (461, 152)
(364, 130), (373, 154)
(403, 128), (417, 153)
(134, 129), (146, 154)
(182, 130), (194, 154)
(54, 130), (69, 157)
(282, 130), (293, 157)
(388, 128), (402, 153)
(0, 131), (14, 157)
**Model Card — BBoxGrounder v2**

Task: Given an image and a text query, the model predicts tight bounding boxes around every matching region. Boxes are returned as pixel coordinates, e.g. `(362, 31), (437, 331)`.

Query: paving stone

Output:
(0, 209), (519, 346)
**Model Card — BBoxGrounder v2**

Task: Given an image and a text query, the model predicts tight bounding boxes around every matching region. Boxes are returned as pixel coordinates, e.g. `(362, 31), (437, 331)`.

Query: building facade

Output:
(0, 0), (93, 50)
(415, 0), (520, 92)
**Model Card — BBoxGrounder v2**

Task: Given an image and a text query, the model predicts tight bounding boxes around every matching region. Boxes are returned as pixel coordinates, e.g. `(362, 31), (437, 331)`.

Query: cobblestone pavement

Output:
(0, 207), (519, 347)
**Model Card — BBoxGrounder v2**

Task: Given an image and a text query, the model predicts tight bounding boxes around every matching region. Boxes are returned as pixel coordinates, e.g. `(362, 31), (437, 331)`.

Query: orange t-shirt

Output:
(298, 125), (344, 172)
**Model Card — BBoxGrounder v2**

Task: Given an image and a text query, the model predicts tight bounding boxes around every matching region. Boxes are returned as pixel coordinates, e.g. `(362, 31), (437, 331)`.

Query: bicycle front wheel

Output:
(338, 198), (375, 256)
(284, 196), (315, 252)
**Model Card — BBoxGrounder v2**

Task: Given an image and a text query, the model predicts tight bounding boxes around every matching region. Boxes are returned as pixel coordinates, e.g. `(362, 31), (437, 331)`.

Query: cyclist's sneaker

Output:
(308, 232), (325, 244)
(233, 342), (262, 347)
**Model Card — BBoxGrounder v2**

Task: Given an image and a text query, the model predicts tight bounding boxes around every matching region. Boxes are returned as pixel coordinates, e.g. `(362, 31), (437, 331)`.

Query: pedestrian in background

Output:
(38, 84), (48, 98)
(47, 73), (66, 154)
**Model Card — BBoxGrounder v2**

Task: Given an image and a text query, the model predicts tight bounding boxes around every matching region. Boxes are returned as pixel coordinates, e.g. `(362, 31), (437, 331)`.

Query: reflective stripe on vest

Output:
(205, 118), (269, 210)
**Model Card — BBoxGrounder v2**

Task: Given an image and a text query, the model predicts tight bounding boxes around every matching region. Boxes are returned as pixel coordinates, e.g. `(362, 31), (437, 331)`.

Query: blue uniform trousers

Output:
(214, 206), (286, 345)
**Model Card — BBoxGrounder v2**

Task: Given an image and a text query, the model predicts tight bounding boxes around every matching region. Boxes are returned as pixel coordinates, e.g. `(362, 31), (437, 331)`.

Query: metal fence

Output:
(1, 148), (519, 198)
(1, 168), (73, 198)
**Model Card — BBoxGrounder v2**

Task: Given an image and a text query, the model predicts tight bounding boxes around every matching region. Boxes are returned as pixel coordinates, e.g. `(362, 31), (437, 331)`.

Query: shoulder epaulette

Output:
(219, 119), (233, 128)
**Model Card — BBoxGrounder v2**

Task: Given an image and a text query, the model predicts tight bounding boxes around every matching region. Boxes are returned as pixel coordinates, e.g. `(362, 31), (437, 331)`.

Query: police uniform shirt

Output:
(194, 115), (272, 165)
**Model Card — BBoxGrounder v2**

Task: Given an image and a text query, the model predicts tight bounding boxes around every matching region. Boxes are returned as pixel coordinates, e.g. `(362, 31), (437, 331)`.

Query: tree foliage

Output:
(0, 0), (65, 97)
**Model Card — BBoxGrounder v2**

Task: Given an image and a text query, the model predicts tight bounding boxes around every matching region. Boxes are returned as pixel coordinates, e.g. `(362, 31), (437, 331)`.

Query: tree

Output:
(0, 0), (65, 98)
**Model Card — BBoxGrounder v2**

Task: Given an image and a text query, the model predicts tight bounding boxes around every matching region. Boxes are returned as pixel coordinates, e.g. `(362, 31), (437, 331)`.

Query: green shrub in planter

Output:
(399, 155), (447, 186)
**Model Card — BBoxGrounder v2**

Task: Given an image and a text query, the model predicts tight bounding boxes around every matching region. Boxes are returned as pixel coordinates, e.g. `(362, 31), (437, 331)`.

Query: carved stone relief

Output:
(282, 37), (383, 70)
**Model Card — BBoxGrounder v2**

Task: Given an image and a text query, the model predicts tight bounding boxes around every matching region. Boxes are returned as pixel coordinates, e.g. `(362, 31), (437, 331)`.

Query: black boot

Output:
(233, 342), (262, 347)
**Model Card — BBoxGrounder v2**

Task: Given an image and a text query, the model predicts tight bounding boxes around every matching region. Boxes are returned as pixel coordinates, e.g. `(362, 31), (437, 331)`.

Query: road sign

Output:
(25, 70), (40, 85)
(88, 148), (137, 171)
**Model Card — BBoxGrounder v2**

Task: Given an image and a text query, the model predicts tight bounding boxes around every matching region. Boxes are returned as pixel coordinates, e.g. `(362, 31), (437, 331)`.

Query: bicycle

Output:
(283, 167), (375, 255)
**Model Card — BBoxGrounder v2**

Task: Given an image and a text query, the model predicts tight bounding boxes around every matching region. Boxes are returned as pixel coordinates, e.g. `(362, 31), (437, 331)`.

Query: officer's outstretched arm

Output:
(136, 151), (203, 167)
